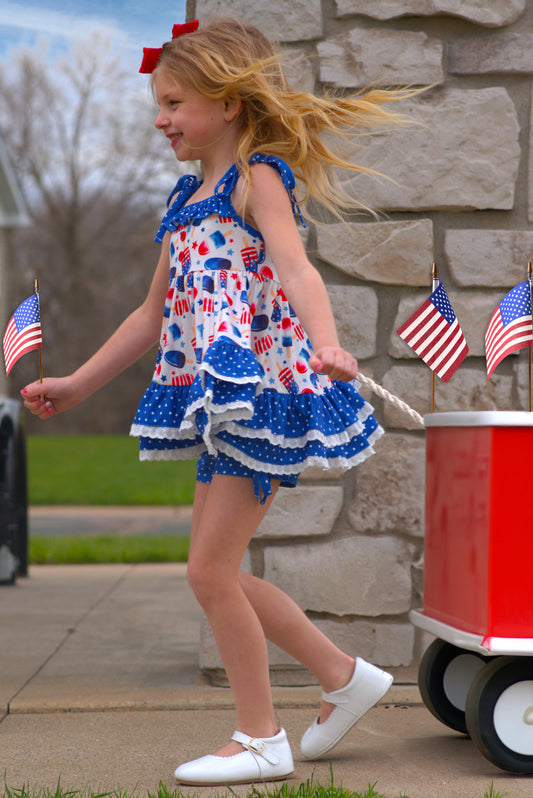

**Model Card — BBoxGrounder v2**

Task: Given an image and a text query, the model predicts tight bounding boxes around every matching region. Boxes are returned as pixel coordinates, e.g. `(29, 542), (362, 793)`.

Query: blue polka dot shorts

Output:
(196, 451), (298, 504)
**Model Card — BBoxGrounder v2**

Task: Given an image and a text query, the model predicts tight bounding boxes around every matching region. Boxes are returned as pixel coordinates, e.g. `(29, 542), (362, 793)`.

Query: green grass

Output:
(0, 776), (508, 798)
(27, 435), (197, 506)
(29, 535), (190, 565)
(243, 775), (391, 798)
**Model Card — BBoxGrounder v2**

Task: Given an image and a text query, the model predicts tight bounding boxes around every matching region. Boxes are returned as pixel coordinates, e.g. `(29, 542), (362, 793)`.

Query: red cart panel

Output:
(423, 412), (533, 641)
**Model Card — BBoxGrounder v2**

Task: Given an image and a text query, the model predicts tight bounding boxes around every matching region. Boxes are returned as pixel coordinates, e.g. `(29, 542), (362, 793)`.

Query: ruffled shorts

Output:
(196, 450), (298, 504)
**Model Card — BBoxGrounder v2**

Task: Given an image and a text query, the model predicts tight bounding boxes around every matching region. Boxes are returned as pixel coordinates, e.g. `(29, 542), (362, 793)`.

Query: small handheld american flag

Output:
(3, 284), (43, 376)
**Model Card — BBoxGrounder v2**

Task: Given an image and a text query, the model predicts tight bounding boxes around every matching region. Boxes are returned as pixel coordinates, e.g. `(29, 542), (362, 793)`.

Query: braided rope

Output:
(358, 371), (424, 428)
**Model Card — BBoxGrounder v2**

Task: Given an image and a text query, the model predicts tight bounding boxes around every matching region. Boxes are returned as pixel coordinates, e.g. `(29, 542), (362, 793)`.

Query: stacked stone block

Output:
(188, 0), (533, 683)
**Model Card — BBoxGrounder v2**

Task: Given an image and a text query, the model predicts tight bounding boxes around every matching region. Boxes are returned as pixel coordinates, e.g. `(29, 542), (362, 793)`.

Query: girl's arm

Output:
(241, 164), (358, 382)
(21, 233), (171, 420)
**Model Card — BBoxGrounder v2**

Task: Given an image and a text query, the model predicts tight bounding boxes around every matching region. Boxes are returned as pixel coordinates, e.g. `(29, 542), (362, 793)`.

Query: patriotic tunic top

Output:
(130, 155), (383, 483)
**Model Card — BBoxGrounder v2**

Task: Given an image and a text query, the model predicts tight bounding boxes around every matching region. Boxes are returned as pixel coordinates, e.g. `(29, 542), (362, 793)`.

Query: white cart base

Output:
(410, 610), (533, 656)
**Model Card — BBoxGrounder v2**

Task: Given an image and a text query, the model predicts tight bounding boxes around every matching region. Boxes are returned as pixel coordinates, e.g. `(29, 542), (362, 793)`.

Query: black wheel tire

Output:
(465, 656), (533, 774)
(418, 638), (487, 734)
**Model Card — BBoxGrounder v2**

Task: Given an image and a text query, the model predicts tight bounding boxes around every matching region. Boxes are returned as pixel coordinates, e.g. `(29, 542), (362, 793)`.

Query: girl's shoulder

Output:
(248, 154), (296, 192)
(247, 155), (304, 226)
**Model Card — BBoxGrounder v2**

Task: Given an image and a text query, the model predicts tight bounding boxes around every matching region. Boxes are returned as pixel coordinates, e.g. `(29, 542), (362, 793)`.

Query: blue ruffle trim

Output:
(130, 338), (382, 476)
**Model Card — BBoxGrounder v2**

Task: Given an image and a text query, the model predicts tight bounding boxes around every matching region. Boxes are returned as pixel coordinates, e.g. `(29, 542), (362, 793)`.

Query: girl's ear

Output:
(224, 93), (242, 122)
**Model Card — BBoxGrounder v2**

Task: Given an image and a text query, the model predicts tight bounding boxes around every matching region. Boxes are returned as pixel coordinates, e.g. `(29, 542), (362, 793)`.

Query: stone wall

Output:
(187, 0), (533, 683)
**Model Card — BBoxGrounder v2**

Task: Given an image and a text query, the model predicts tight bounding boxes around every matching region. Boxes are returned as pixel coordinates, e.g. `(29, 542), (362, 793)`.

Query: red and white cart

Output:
(410, 411), (533, 773)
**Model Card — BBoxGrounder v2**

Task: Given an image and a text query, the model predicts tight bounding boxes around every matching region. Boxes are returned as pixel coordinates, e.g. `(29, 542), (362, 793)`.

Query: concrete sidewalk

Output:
(0, 562), (530, 798)
(29, 506), (194, 537)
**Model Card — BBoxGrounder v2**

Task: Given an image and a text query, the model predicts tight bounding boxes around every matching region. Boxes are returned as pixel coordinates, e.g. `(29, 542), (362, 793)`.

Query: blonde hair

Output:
(155, 17), (417, 219)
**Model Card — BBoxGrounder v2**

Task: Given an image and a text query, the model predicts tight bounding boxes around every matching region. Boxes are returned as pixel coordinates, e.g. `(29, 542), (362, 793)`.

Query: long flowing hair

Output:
(155, 17), (418, 219)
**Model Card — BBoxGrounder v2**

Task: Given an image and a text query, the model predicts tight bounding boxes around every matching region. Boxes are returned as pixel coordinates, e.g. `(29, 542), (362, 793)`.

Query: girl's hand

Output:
(21, 376), (82, 420)
(309, 347), (358, 382)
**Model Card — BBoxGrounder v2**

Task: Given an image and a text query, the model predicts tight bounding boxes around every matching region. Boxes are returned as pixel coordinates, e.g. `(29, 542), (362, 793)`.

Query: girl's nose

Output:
(155, 111), (169, 130)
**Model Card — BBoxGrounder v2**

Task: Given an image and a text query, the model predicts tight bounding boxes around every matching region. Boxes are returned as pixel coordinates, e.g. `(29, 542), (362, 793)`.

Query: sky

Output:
(0, 0), (187, 65)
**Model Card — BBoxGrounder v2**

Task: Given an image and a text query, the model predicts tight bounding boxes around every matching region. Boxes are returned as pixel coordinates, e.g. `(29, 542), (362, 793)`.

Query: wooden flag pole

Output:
(35, 278), (44, 399)
(527, 261), (531, 413)
(431, 262), (438, 412)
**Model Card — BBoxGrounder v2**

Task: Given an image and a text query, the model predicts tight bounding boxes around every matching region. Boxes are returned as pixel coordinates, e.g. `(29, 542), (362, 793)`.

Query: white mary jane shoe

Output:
(174, 728), (294, 786)
(301, 657), (393, 760)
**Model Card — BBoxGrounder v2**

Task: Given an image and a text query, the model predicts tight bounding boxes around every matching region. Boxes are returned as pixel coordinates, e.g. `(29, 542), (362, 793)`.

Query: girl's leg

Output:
(191, 476), (355, 725)
(238, 572), (355, 722)
(187, 473), (280, 755)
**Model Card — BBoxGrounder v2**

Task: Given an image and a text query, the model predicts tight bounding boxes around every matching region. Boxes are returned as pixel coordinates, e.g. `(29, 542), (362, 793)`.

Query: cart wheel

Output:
(465, 656), (533, 773)
(418, 639), (487, 734)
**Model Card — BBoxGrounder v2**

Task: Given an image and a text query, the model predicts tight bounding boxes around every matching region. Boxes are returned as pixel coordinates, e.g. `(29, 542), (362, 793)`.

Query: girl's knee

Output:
(187, 556), (229, 608)
(186, 557), (209, 602)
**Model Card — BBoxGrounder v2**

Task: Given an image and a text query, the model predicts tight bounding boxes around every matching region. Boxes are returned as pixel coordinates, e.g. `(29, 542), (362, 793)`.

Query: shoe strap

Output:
(231, 731), (280, 765)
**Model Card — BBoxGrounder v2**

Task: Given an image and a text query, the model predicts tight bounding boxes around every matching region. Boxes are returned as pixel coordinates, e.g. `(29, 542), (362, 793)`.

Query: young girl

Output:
(22, 17), (410, 786)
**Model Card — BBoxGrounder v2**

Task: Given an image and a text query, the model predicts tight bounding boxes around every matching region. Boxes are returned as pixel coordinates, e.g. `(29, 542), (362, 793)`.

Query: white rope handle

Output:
(358, 371), (424, 428)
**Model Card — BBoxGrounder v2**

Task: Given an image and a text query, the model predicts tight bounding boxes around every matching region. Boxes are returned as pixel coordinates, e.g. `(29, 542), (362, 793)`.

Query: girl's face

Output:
(154, 70), (238, 165)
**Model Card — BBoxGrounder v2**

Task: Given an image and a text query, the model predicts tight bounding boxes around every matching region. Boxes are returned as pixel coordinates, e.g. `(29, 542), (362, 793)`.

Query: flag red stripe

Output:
(437, 338), (469, 381)
(486, 312), (533, 377)
(4, 323), (42, 375)
(397, 301), (434, 344)
(422, 327), (469, 382)
(4, 323), (41, 359)
(488, 324), (533, 358)
(410, 312), (448, 358)
(401, 311), (444, 353)
(5, 340), (42, 374)
(486, 317), (532, 353)
(415, 317), (449, 360)
(4, 332), (42, 365)
(487, 332), (533, 376)
(426, 322), (467, 373)
(2, 318), (17, 350)
(400, 312), (468, 382)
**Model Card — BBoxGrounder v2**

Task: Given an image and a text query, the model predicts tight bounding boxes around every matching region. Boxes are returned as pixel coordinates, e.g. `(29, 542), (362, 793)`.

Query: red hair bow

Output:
(139, 20), (200, 73)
